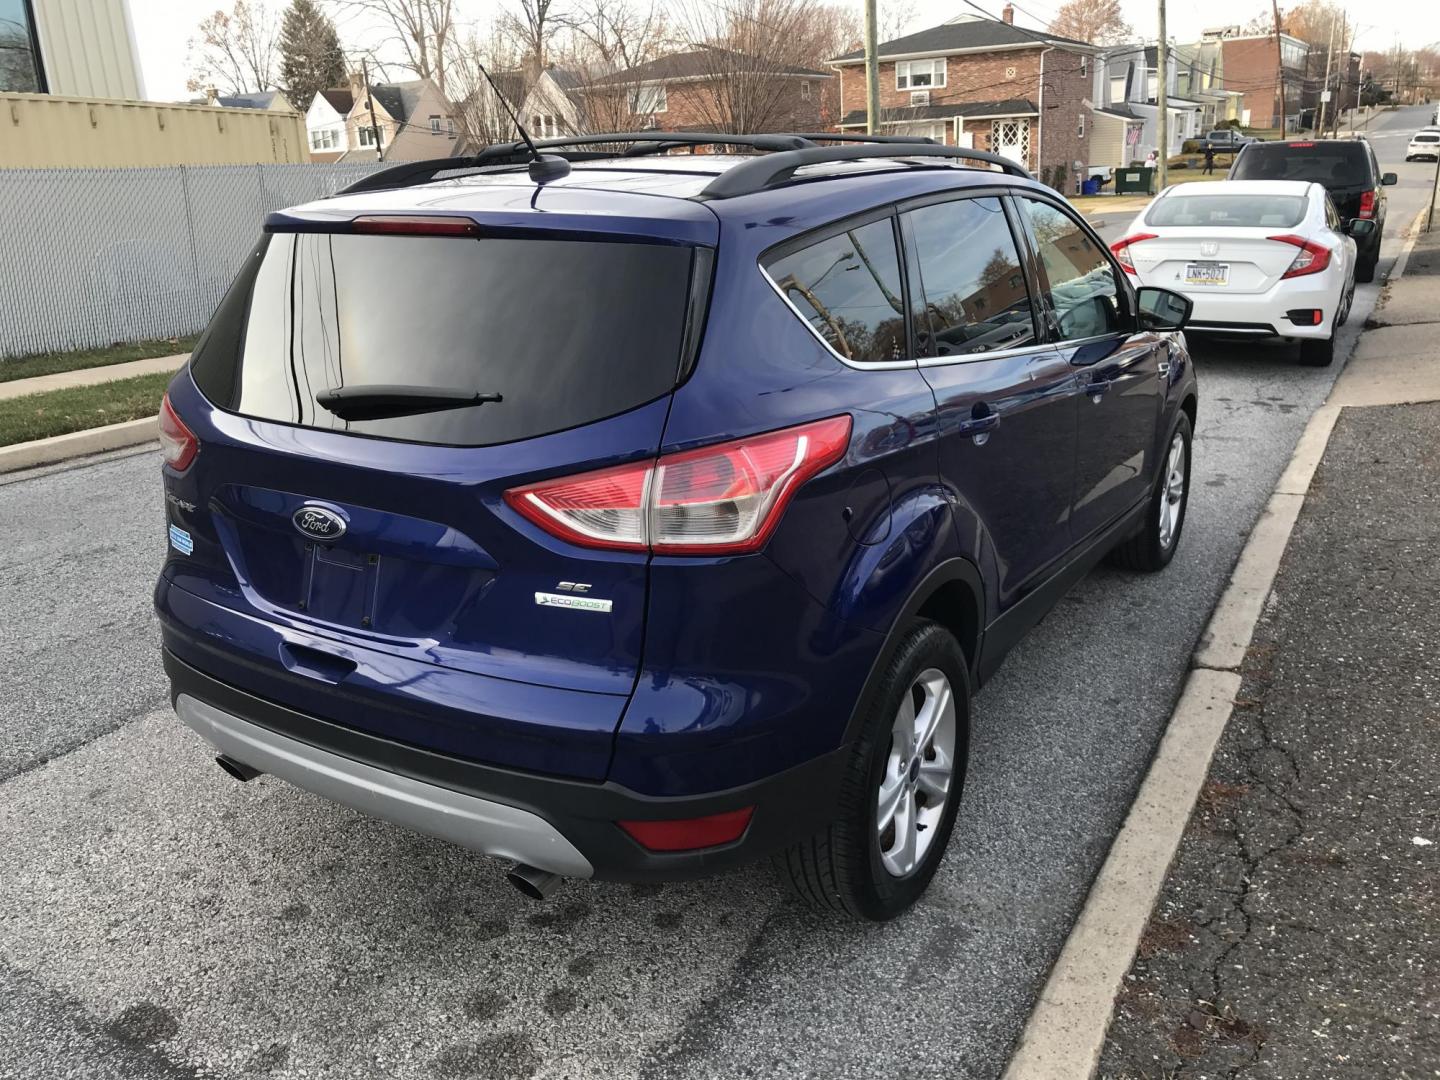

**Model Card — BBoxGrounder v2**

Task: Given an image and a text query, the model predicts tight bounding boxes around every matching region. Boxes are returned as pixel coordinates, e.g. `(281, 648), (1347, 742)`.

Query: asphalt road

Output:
(0, 104), (1434, 1080)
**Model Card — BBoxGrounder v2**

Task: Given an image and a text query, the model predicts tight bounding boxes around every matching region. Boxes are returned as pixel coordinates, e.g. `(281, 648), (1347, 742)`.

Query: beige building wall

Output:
(32, 0), (144, 100)
(0, 94), (308, 167)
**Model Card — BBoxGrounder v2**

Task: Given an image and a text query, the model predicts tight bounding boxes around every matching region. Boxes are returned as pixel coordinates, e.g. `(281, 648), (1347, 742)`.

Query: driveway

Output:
(0, 103), (1434, 1080)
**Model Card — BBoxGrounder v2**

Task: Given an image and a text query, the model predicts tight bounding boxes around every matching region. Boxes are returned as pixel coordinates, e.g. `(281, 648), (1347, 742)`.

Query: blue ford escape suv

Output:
(156, 133), (1197, 920)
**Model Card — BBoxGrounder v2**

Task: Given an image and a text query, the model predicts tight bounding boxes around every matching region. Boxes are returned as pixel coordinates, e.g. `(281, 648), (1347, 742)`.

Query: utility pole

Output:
(362, 59), (383, 161)
(1317, 17), (1335, 135)
(1334, 13), (1349, 136)
(1271, 0), (1285, 134)
(864, 0), (879, 135)
(1156, 0), (1167, 190)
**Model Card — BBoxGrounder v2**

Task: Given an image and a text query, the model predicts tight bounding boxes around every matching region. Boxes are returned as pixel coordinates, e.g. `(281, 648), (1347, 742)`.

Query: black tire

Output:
(1299, 334), (1335, 367)
(1110, 412), (1192, 572)
(776, 620), (970, 921)
(1336, 279), (1355, 327)
(1355, 252), (1378, 284)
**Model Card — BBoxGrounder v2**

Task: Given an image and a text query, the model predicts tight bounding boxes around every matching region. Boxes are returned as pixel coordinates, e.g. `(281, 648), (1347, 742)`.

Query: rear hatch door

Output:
(170, 197), (715, 778)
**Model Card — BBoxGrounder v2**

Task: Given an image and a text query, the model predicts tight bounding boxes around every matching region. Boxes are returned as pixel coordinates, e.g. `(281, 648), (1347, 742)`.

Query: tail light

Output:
(618, 807), (754, 852)
(505, 415), (852, 555)
(1109, 233), (1157, 274)
(158, 393), (199, 472)
(1268, 234), (1332, 279)
(1357, 190), (1376, 219)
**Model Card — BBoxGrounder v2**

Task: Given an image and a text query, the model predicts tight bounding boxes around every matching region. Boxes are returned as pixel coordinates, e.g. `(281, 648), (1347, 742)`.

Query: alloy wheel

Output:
(876, 668), (957, 878)
(1158, 430), (1187, 550)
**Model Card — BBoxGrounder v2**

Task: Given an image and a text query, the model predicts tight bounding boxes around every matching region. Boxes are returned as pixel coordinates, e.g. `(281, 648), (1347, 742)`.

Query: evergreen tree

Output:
(279, 0), (346, 109)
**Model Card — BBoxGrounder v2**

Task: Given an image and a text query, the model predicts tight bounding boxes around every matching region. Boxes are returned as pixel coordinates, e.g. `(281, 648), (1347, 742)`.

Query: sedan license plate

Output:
(1185, 262), (1229, 286)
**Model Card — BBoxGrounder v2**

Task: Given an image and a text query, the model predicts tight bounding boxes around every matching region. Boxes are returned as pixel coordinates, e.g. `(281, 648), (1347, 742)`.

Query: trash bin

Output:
(1081, 177), (1102, 195)
(1114, 167), (1155, 195)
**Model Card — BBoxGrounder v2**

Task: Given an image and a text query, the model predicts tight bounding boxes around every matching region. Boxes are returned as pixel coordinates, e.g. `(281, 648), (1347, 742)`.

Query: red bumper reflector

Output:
(618, 807), (755, 852)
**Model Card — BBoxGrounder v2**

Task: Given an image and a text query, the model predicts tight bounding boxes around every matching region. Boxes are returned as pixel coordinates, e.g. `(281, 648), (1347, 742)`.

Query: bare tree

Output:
(337, 0), (455, 93)
(445, 23), (529, 148)
(1047, 0), (1130, 46)
(560, 0), (669, 132)
(188, 1), (280, 95)
(504, 0), (568, 74)
(673, 0), (836, 133)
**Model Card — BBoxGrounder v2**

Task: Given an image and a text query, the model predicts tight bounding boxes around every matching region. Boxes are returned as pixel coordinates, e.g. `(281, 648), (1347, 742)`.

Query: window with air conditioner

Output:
(896, 58), (946, 90)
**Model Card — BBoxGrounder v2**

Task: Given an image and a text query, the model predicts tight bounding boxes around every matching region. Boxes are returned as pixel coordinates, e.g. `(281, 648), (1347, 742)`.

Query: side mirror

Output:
(1136, 286), (1191, 332)
(1347, 218), (1377, 237)
(1381, 172), (1398, 186)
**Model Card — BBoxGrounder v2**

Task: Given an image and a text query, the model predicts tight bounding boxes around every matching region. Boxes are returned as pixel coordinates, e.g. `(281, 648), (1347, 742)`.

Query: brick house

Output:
(1205, 30), (1310, 130)
(829, 7), (1098, 190)
(583, 47), (834, 135)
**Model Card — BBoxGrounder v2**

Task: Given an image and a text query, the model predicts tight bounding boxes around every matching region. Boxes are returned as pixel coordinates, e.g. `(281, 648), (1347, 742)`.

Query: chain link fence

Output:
(0, 163), (387, 360)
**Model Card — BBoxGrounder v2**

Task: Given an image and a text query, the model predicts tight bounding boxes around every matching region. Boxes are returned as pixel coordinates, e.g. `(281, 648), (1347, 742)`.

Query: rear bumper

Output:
(164, 650), (848, 881)
(1181, 278), (1340, 339)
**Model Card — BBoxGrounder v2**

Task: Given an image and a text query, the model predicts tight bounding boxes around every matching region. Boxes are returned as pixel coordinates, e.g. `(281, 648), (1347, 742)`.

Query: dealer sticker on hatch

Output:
(535, 592), (613, 613)
(1184, 262), (1229, 286)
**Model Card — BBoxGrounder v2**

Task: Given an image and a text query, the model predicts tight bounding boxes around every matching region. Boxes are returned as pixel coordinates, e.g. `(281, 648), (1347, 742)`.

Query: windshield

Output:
(190, 231), (699, 446)
(1231, 142), (1370, 187)
(1145, 194), (1308, 228)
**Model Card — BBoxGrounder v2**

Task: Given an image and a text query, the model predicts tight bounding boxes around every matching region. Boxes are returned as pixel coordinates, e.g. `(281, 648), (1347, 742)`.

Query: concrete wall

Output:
(32, 0), (144, 99)
(0, 93), (309, 168)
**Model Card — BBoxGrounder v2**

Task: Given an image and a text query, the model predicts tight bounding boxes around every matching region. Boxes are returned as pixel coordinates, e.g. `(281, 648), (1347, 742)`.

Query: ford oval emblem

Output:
(292, 505), (347, 542)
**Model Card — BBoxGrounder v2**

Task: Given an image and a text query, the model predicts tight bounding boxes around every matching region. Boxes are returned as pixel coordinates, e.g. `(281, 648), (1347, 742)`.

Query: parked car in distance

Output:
(1407, 129), (1440, 162)
(1111, 180), (1368, 366)
(155, 132), (1198, 922)
(1229, 138), (1395, 283)
(1198, 130), (1259, 152)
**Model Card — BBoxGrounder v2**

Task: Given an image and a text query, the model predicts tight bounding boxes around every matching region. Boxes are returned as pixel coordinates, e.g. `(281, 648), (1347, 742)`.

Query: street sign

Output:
(1321, 90), (1332, 102)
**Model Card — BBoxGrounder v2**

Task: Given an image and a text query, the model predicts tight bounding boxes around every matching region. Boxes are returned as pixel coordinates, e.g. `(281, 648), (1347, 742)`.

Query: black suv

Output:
(1230, 138), (1397, 282)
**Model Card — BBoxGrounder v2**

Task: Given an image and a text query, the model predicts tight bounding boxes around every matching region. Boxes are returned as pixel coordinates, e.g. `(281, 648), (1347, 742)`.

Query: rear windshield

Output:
(1415, 133), (1440, 142)
(190, 231), (699, 446)
(1231, 142), (1370, 187)
(1145, 194), (1307, 228)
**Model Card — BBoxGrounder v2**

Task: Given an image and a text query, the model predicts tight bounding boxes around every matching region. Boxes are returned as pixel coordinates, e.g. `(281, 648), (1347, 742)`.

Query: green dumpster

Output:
(1114, 166), (1156, 195)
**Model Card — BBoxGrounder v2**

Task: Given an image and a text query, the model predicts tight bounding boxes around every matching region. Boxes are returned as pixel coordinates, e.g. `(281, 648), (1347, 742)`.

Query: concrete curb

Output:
(0, 416), (157, 475)
(1000, 214), (1405, 1074)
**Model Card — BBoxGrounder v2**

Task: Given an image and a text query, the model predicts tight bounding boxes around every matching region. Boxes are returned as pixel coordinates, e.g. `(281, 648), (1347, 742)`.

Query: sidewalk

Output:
(0, 352), (187, 402)
(1096, 232), (1440, 1077)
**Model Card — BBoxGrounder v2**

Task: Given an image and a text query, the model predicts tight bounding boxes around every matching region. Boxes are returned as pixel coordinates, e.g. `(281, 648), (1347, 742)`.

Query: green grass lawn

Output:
(0, 370), (172, 447)
(0, 336), (198, 385)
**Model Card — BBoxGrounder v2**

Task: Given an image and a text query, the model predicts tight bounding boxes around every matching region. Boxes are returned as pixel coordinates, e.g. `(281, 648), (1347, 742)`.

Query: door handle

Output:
(1083, 375), (1111, 398)
(955, 411), (1000, 439)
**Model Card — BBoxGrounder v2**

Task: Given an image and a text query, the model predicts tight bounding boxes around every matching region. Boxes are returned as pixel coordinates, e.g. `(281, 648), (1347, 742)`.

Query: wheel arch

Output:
(841, 557), (985, 747)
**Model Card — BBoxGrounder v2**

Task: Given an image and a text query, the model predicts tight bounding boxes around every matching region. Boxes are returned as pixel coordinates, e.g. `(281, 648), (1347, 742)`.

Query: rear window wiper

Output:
(315, 385), (503, 422)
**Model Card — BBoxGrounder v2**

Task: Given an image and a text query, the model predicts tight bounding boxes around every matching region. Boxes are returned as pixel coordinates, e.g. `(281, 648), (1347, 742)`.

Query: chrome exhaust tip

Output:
(506, 862), (564, 900)
(215, 754), (263, 782)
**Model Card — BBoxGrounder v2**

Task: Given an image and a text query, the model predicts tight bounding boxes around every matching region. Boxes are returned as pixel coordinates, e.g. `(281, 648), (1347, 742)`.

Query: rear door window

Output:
(901, 196), (1038, 357)
(190, 230), (699, 446)
(762, 217), (909, 364)
(1015, 197), (1125, 342)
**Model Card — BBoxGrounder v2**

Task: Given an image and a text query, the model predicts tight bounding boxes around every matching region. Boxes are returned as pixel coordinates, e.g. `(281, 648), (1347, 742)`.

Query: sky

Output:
(129, 0), (1440, 103)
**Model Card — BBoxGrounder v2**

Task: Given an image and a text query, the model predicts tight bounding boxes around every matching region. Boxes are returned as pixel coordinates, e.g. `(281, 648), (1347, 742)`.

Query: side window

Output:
(1019, 198), (1124, 341)
(1325, 195), (1341, 231)
(764, 217), (908, 363)
(902, 196), (1038, 358)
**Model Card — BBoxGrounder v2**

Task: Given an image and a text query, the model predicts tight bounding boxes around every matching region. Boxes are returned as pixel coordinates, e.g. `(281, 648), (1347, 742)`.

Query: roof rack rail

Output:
(336, 132), (818, 195)
(334, 132), (1031, 199)
(699, 144), (1032, 199)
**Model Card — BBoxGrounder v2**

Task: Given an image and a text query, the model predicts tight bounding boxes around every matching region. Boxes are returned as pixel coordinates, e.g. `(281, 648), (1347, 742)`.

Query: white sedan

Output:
(1406, 128), (1440, 161)
(1110, 180), (1370, 366)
